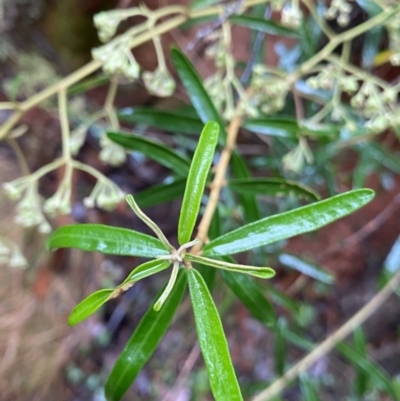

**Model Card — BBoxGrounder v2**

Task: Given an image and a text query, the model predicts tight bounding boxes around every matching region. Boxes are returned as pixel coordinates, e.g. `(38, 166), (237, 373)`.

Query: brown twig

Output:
(252, 267), (400, 401)
(161, 343), (200, 401)
(185, 0), (247, 53)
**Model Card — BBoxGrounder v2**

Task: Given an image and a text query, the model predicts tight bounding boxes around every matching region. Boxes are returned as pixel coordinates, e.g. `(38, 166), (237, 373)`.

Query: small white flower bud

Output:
(142, 68), (176, 97)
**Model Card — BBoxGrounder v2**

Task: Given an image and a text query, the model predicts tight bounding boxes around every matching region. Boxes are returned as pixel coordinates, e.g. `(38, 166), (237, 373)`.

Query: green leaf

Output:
(300, 374), (319, 401)
(107, 131), (191, 176)
(228, 177), (320, 202)
(178, 121), (219, 245)
(243, 117), (299, 138)
(185, 253), (275, 279)
(125, 259), (171, 283)
(105, 270), (187, 401)
(134, 179), (186, 209)
(68, 289), (113, 326)
(187, 268), (243, 401)
(171, 48), (227, 142)
(118, 107), (204, 135)
(230, 153), (260, 222)
(366, 142), (400, 174)
(68, 75), (109, 96)
(279, 253), (335, 284)
(46, 224), (168, 258)
(274, 318), (287, 376)
(337, 342), (397, 399)
(263, 283), (301, 314)
(190, 0), (222, 10)
(353, 327), (368, 397)
(353, 149), (374, 189)
(243, 117), (338, 139)
(230, 15), (300, 38)
(203, 189), (375, 256)
(220, 270), (276, 327)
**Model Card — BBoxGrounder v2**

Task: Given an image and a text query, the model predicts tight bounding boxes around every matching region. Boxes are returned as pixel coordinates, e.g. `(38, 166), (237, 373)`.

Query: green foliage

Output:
(178, 120), (219, 244)
(4, 0), (400, 399)
(47, 120), (375, 400)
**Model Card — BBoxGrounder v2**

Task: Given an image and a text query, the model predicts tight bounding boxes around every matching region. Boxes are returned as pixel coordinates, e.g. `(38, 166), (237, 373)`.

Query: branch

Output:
(252, 268), (400, 401)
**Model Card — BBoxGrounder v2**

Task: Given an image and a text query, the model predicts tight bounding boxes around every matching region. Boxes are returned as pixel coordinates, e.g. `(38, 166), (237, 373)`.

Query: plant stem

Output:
(104, 78), (120, 130)
(293, 4), (400, 80)
(252, 268), (400, 401)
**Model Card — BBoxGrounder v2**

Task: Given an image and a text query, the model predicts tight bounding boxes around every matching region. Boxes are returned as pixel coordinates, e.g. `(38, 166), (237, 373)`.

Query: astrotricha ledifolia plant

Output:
(47, 120), (374, 401)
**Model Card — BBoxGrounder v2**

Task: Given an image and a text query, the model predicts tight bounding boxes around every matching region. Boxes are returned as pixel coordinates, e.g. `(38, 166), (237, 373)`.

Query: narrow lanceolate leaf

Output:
(185, 254), (275, 279)
(107, 131), (191, 176)
(124, 259), (171, 283)
(230, 152), (260, 223)
(279, 253), (335, 284)
(203, 189), (375, 256)
(68, 289), (113, 326)
(134, 179), (186, 209)
(353, 327), (368, 397)
(228, 177), (320, 202)
(337, 342), (397, 399)
(230, 15), (300, 38)
(178, 121), (219, 245)
(47, 224), (169, 258)
(187, 269), (243, 401)
(171, 48), (226, 142)
(243, 117), (338, 139)
(118, 107), (204, 135)
(105, 270), (187, 401)
(243, 117), (299, 138)
(220, 270), (276, 327)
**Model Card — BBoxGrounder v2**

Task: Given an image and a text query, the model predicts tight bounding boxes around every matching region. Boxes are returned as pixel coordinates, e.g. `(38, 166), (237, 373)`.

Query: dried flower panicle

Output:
(0, 238), (27, 269)
(92, 40), (140, 81)
(250, 64), (290, 115)
(325, 0), (353, 27)
(99, 134), (127, 166)
(43, 180), (72, 217)
(94, 11), (122, 43)
(142, 67), (176, 97)
(84, 177), (125, 212)
(282, 138), (313, 174)
(281, 5), (303, 29)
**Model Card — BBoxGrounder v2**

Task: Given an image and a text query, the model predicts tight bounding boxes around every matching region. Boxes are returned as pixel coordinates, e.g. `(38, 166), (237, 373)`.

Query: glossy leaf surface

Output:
(243, 117), (299, 138)
(230, 15), (300, 37)
(171, 48), (226, 142)
(187, 268), (243, 401)
(105, 270), (187, 401)
(279, 253), (335, 284)
(243, 117), (338, 139)
(47, 224), (168, 258)
(134, 179), (186, 209)
(107, 132), (191, 176)
(203, 189), (374, 256)
(68, 289), (113, 326)
(228, 177), (320, 202)
(118, 107), (204, 135)
(220, 270), (276, 327)
(185, 253), (275, 279)
(125, 259), (171, 283)
(178, 121), (219, 245)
